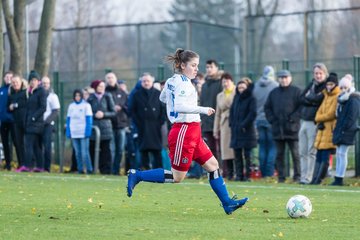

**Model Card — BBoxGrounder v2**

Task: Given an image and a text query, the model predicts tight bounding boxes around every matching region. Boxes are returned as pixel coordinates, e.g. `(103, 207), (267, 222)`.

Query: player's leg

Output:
(202, 155), (248, 215)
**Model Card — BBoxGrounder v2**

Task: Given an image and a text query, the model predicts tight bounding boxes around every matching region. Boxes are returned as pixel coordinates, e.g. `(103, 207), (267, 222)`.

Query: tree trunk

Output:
(34, 0), (56, 77)
(2, 0), (25, 75)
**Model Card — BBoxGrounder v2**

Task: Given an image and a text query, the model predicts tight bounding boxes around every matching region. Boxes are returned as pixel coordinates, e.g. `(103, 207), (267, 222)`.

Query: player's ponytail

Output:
(166, 48), (199, 73)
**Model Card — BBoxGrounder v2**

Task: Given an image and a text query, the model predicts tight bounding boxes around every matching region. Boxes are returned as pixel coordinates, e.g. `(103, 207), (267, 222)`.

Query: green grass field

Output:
(0, 172), (359, 240)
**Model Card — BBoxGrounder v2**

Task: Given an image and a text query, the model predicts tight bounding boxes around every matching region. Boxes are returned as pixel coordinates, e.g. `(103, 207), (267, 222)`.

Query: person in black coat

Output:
(229, 78), (257, 181)
(87, 79), (116, 174)
(17, 70), (47, 172)
(331, 74), (360, 186)
(7, 75), (28, 168)
(105, 72), (129, 175)
(131, 73), (166, 169)
(264, 70), (302, 183)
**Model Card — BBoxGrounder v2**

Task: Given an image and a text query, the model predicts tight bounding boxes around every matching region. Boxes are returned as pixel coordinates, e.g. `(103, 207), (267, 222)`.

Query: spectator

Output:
(253, 66), (278, 178)
(332, 74), (360, 186)
(200, 60), (223, 160)
(41, 76), (60, 172)
(311, 73), (340, 185)
(105, 72), (129, 175)
(131, 73), (166, 169)
(229, 78), (257, 181)
(7, 75), (28, 169)
(87, 80), (116, 174)
(265, 70), (302, 183)
(299, 63), (328, 184)
(83, 86), (94, 101)
(118, 80), (128, 94)
(18, 70), (47, 172)
(0, 71), (14, 170)
(193, 72), (205, 96)
(213, 72), (236, 180)
(66, 89), (93, 174)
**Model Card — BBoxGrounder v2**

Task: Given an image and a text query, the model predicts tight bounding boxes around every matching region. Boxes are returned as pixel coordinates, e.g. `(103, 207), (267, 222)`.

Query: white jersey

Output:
(159, 74), (209, 123)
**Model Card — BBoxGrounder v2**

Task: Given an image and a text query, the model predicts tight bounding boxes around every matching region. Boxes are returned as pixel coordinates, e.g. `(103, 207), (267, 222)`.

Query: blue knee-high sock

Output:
(208, 169), (231, 205)
(137, 168), (174, 183)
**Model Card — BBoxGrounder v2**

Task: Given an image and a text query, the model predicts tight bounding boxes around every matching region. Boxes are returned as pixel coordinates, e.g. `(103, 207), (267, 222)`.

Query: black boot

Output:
(331, 176), (344, 186)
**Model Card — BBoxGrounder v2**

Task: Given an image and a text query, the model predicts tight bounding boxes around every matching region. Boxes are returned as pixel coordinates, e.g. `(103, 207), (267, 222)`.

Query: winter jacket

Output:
(87, 93), (116, 141)
(314, 87), (341, 150)
(300, 80), (326, 121)
(131, 87), (166, 151)
(0, 84), (13, 123)
(7, 80), (28, 127)
(199, 74), (223, 132)
(253, 77), (278, 122)
(25, 86), (47, 134)
(265, 85), (302, 140)
(105, 84), (129, 129)
(213, 87), (235, 160)
(229, 84), (257, 149)
(333, 92), (360, 145)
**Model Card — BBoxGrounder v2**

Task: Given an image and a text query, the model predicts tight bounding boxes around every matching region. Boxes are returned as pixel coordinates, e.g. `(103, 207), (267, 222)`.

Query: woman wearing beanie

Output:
(87, 80), (116, 174)
(213, 72), (236, 180)
(229, 77), (257, 181)
(332, 74), (360, 186)
(311, 73), (341, 184)
(66, 89), (93, 174)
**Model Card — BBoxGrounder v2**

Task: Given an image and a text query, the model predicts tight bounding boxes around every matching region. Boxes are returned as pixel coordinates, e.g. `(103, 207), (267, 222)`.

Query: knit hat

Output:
(90, 79), (103, 89)
(339, 74), (353, 89)
(262, 66), (275, 81)
(326, 72), (338, 85)
(28, 70), (40, 81)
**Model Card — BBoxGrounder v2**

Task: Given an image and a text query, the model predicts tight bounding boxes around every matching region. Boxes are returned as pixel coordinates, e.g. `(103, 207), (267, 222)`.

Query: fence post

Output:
(219, 61), (225, 70)
(92, 126), (101, 174)
(282, 59), (289, 70)
(354, 55), (360, 177)
(53, 72), (61, 168)
(305, 68), (311, 86)
(157, 64), (164, 81)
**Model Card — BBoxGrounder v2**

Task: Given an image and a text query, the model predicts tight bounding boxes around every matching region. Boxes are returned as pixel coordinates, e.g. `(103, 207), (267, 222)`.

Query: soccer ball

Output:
(286, 195), (312, 218)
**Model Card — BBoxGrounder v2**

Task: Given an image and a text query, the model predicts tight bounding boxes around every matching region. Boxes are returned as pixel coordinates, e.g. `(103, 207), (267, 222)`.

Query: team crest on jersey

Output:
(179, 90), (186, 96)
(182, 157), (189, 164)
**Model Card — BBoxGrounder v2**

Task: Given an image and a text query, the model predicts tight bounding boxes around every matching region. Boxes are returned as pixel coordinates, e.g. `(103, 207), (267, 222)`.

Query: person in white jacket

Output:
(66, 89), (93, 174)
(127, 48), (248, 215)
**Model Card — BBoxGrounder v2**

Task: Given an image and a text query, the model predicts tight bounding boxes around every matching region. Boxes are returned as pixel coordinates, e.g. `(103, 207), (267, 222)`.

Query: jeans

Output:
(335, 145), (349, 178)
(42, 124), (54, 172)
(125, 130), (141, 170)
(299, 120), (317, 183)
(72, 138), (93, 173)
(111, 128), (126, 175)
(275, 140), (300, 182)
(256, 120), (276, 177)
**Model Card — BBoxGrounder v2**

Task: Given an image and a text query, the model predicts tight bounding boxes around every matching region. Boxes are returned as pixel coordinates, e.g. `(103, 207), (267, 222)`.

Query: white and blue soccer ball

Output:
(286, 195), (312, 218)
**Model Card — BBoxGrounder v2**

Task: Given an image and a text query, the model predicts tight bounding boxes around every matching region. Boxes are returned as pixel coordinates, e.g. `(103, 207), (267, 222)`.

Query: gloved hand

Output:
(317, 122), (325, 130)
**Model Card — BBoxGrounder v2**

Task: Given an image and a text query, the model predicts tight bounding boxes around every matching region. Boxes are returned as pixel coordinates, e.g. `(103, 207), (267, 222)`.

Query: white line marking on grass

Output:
(3, 173), (360, 194)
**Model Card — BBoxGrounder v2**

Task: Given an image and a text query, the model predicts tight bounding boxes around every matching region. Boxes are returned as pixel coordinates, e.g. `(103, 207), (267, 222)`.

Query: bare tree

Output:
(2, 0), (25, 75)
(34, 0), (56, 77)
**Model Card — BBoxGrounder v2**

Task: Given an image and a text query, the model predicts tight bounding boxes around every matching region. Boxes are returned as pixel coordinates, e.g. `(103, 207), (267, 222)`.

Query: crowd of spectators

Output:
(0, 62), (359, 186)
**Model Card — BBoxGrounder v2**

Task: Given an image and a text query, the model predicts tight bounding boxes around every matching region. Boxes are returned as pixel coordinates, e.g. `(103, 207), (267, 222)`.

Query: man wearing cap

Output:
(264, 70), (302, 183)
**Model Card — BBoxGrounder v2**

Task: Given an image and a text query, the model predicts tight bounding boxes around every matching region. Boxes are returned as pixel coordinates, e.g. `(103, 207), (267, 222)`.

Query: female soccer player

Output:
(127, 49), (248, 215)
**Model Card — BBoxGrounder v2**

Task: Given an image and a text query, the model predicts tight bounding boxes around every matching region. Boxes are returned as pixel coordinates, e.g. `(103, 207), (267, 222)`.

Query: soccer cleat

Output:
(222, 195), (248, 215)
(127, 169), (140, 197)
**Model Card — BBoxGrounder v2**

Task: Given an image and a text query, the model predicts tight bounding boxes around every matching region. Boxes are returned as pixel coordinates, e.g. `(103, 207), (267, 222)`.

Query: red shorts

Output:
(168, 122), (213, 172)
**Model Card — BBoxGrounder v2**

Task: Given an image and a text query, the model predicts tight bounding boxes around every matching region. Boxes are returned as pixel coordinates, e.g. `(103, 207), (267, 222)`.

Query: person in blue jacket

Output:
(0, 71), (14, 170)
(332, 74), (360, 186)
